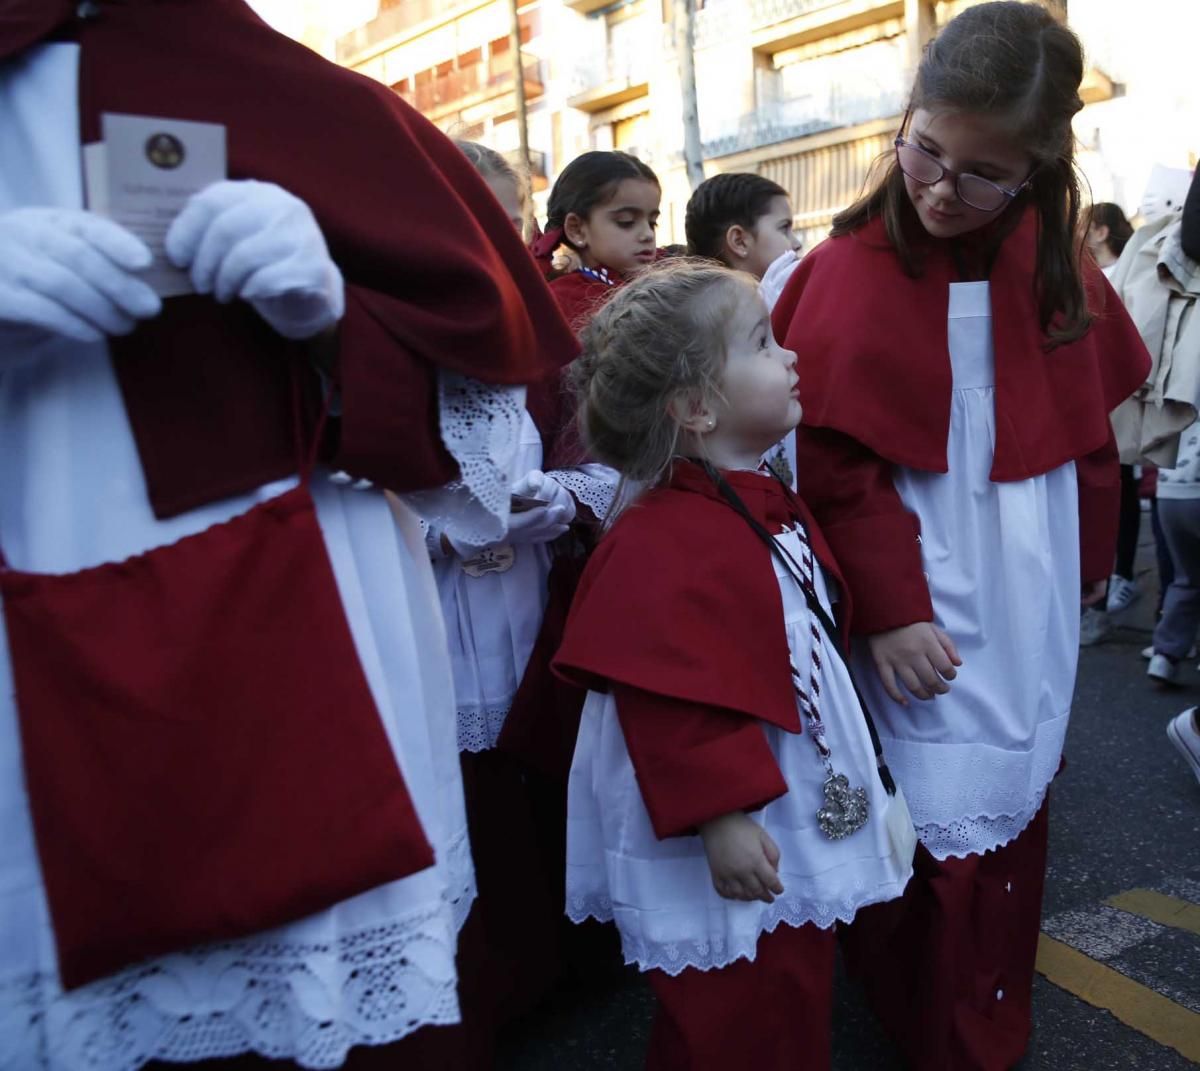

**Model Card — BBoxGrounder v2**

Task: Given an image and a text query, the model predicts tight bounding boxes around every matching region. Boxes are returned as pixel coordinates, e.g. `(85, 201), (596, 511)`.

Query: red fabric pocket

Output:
(2, 483), (433, 989)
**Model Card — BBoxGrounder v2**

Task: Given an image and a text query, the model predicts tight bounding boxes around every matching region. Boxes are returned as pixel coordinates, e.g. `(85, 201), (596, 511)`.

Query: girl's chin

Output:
(917, 201), (987, 238)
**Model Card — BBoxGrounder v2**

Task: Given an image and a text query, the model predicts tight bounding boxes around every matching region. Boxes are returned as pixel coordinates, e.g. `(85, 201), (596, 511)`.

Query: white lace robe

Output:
(0, 43), (524, 1071)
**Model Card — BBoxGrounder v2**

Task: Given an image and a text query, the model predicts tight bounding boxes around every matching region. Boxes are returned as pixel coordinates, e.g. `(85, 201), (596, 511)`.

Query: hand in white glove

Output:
(758, 249), (802, 310)
(0, 207), (161, 343)
(165, 180), (345, 340)
(506, 470), (576, 545)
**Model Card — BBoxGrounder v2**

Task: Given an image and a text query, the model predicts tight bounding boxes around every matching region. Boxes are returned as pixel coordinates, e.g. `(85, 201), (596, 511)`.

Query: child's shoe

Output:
(1141, 644), (1197, 660)
(1148, 652), (1180, 685)
(1106, 575), (1141, 614)
(1166, 708), (1200, 785)
(1079, 608), (1112, 646)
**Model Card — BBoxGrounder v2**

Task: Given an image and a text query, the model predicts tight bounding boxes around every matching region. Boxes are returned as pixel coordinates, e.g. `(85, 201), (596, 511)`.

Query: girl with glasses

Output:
(772, 3), (1151, 1067)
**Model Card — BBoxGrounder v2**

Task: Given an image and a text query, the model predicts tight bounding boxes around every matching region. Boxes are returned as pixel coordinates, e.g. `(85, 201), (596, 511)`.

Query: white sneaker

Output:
(1148, 653), (1180, 684)
(1167, 708), (1200, 785)
(1106, 575), (1142, 614)
(1142, 644), (1198, 659)
(1080, 608), (1113, 646)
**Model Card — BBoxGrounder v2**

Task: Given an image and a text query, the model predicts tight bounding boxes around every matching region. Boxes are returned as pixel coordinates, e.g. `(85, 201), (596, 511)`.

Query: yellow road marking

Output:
(1036, 934), (1200, 1063)
(1105, 889), (1200, 938)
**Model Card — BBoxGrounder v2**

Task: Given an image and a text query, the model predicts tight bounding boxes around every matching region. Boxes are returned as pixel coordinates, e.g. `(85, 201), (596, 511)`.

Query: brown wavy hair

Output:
(833, 1), (1090, 345)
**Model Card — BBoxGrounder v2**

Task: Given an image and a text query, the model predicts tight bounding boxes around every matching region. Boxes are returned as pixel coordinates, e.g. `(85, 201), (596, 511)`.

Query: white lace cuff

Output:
(547, 463), (620, 522)
(403, 373), (525, 548)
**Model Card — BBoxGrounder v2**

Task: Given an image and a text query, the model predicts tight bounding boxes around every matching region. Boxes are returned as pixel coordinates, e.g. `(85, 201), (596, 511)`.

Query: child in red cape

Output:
(553, 261), (915, 1070)
(532, 150), (662, 333)
(771, 4), (1152, 1068)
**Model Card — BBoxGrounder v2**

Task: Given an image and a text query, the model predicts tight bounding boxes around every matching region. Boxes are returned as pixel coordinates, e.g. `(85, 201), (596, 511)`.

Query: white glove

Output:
(507, 470), (575, 545)
(0, 207), (161, 344)
(165, 180), (345, 340)
(758, 249), (802, 311)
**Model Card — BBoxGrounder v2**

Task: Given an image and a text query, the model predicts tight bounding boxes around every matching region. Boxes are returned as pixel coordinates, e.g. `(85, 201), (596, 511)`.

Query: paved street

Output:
(498, 555), (1200, 1069)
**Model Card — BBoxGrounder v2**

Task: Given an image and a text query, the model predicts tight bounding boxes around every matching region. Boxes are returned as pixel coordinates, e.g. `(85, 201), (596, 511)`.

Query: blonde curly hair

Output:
(570, 259), (757, 487)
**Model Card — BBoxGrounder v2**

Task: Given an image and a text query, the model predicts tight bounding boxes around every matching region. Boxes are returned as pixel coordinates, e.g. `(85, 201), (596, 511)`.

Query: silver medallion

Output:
(816, 772), (869, 840)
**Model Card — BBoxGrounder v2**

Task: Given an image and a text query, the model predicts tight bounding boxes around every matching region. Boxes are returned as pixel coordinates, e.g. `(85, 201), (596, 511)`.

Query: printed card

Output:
(85, 114), (226, 297)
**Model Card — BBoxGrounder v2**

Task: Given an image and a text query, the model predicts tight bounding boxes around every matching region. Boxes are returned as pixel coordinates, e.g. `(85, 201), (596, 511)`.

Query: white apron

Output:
(850, 281), (1080, 860)
(433, 411), (551, 752)
(565, 527), (912, 976)
(0, 43), (518, 1071)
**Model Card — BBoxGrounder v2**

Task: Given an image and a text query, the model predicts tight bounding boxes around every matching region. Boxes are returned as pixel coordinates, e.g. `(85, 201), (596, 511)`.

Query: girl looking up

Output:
(772, 4), (1150, 1067)
(687, 171), (805, 485)
(554, 261), (914, 1071)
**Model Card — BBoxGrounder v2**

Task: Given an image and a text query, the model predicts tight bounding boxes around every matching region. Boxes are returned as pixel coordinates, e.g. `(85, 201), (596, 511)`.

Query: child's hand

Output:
(867, 622), (961, 705)
(1081, 578), (1108, 608)
(698, 811), (784, 903)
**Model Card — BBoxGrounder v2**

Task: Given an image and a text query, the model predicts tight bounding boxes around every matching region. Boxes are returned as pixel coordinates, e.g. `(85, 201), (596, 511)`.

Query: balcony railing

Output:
(399, 57), (543, 116)
(336, 0), (484, 63)
(568, 37), (653, 98)
(699, 86), (903, 158)
(694, 0), (890, 51)
(503, 147), (549, 181)
(749, 0), (845, 28)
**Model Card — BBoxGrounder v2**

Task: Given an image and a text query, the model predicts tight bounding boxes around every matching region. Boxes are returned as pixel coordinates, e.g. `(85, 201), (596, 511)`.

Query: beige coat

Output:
(1110, 214), (1200, 467)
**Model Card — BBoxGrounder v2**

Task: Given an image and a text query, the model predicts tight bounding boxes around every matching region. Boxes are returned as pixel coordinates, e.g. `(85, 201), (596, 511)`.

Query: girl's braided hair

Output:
(685, 172), (789, 261)
(570, 259), (755, 486)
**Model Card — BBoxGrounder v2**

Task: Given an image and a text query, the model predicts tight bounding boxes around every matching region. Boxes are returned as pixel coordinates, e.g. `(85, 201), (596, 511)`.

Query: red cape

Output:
(553, 462), (850, 734)
(771, 211), (1150, 480)
(549, 269), (620, 332)
(527, 269), (623, 467)
(4, 1), (577, 517)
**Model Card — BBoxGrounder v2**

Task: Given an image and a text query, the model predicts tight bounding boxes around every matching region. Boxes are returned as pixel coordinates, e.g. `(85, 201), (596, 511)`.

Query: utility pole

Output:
(508, 0), (531, 174)
(673, 0), (704, 189)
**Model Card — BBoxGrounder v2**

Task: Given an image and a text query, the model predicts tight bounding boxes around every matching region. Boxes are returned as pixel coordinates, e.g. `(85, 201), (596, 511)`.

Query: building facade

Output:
(333, 0), (1187, 246)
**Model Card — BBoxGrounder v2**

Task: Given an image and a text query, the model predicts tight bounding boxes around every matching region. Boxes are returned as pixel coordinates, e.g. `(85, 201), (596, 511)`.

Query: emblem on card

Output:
(461, 546), (516, 577)
(145, 133), (185, 170)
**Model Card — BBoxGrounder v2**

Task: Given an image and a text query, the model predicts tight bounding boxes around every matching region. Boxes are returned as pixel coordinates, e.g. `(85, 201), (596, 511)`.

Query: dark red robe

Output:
(2, 0), (578, 518)
(772, 210), (1151, 632)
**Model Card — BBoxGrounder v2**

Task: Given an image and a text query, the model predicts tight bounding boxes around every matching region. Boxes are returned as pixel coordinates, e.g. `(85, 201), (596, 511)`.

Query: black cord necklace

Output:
(696, 460), (901, 840)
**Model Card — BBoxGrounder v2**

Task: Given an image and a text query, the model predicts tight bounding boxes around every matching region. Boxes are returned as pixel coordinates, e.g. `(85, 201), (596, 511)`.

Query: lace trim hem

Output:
(440, 824), (477, 933)
(546, 465), (619, 523)
(456, 704), (511, 754)
(882, 713), (1068, 838)
(403, 374), (524, 548)
(0, 903), (461, 1071)
(564, 872), (910, 976)
(916, 778), (1052, 861)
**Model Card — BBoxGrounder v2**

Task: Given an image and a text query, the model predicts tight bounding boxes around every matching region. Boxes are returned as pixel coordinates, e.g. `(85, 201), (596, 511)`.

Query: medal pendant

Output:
(461, 545), (516, 577)
(817, 772), (869, 840)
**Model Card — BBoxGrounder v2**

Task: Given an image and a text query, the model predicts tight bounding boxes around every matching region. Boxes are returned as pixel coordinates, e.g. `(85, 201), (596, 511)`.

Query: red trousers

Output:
(841, 798), (1051, 1071)
(645, 921), (835, 1071)
(459, 747), (563, 1026)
